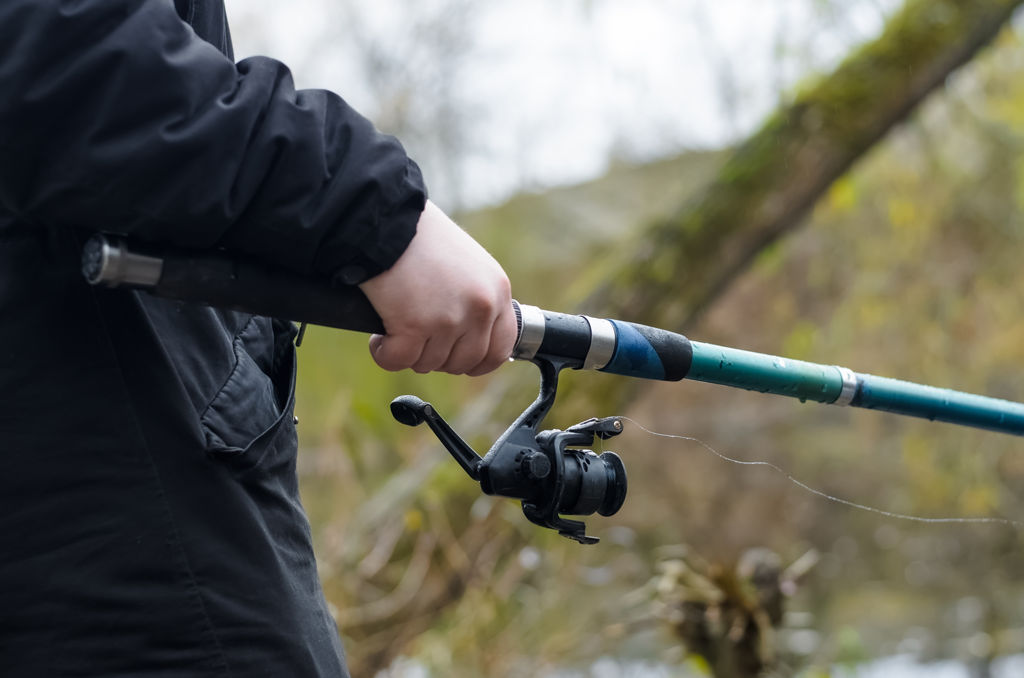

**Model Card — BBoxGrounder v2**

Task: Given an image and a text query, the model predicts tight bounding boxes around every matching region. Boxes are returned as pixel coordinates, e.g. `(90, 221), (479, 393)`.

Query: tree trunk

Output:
(586, 0), (1023, 334)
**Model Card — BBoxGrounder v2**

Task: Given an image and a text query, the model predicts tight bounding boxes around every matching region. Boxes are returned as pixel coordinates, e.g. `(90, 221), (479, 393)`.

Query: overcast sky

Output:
(224, 0), (897, 209)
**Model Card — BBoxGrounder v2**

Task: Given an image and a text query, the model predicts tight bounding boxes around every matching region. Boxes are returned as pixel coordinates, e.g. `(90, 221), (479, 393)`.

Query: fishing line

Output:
(613, 416), (1021, 528)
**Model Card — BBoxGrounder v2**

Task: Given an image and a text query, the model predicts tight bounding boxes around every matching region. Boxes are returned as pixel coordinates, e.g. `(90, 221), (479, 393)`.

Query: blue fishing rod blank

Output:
(511, 304), (1024, 438)
(688, 342), (1024, 436)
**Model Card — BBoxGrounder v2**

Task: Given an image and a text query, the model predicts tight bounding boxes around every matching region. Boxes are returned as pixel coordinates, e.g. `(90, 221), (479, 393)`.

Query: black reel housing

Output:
(390, 358), (627, 544)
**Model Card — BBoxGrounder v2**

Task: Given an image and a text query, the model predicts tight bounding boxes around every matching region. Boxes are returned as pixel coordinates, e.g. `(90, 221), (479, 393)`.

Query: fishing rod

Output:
(81, 234), (1024, 544)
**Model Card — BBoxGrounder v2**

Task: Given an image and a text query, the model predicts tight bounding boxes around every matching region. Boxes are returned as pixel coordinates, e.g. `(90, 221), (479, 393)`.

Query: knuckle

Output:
(496, 273), (511, 299)
(437, 312), (460, 332)
(402, 318), (433, 339)
(466, 290), (493, 316)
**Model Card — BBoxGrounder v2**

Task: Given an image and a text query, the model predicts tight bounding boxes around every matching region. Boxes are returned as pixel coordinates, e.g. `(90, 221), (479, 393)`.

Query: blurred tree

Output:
(328, 0), (485, 210)
(587, 0), (1023, 335)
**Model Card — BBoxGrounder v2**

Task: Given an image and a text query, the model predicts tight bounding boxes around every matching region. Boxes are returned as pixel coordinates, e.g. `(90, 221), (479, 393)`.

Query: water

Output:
(837, 654), (1024, 678)
(381, 654), (1024, 678)
(554, 654), (1024, 677)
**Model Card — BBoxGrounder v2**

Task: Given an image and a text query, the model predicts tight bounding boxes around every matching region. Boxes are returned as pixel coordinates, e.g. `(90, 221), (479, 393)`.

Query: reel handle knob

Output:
(390, 395), (483, 480)
(390, 395), (429, 427)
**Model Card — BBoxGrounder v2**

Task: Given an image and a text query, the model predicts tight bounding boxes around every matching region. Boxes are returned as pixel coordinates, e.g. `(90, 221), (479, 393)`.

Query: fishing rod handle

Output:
(81, 234), (694, 382)
(82, 234), (386, 334)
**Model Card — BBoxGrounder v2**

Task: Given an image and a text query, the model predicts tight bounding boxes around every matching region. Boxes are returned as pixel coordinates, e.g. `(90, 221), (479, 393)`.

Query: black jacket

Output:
(0, 0), (425, 675)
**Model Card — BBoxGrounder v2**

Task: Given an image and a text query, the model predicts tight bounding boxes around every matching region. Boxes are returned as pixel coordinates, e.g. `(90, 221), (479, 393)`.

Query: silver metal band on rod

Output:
(83, 235), (164, 288)
(832, 366), (859, 407)
(581, 316), (616, 370)
(511, 303), (546, 360)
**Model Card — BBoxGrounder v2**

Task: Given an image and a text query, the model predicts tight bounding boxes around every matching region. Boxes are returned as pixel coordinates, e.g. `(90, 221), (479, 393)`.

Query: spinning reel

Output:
(391, 357), (627, 545)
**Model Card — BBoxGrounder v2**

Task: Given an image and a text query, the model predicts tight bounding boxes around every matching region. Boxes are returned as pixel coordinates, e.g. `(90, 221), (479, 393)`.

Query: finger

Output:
(438, 330), (490, 375)
(466, 307), (519, 377)
(410, 333), (460, 374)
(369, 333), (426, 372)
(369, 334), (384, 356)
(406, 309), (463, 373)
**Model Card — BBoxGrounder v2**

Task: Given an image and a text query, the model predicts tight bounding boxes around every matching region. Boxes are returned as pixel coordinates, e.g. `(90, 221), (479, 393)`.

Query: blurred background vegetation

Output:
(229, 0), (1024, 675)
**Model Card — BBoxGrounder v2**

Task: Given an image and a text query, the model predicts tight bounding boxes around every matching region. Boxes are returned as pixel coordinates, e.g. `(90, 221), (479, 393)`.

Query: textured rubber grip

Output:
(155, 250), (386, 334)
(535, 310), (592, 366)
(599, 320), (692, 382)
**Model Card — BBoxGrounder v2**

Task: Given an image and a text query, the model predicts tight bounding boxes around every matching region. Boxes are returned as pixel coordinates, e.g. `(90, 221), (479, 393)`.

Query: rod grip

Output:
(598, 320), (692, 382)
(156, 249), (386, 334)
(84, 235), (695, 383)
(84, 234), (385, 334)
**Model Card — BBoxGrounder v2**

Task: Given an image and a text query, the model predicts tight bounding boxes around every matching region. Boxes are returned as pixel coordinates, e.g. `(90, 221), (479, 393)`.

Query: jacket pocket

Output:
(201, 319), (297, 479)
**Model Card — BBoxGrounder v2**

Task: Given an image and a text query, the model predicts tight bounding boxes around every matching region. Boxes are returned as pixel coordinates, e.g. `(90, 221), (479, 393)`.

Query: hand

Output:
(359, 200), (517, 376)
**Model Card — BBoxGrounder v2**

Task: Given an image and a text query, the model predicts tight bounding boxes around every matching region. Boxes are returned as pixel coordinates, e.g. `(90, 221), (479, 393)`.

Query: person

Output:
(0, 0), (516, 675)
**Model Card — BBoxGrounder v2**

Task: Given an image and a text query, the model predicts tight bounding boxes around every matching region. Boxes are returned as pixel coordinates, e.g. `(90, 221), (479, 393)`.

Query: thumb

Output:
(368, 333), (426, 372)
(369, 333), (384, 356)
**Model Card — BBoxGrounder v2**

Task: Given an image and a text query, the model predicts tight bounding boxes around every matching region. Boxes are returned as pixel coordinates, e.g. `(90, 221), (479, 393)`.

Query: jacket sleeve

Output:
(0, 0), (425, 283)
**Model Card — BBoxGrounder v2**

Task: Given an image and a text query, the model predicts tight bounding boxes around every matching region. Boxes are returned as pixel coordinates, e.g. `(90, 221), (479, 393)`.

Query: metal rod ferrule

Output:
(833, 367), (859, 407)
(581, 316), (616, 370)
(82, 234), (163, 288)
(511, 303), (546, 360)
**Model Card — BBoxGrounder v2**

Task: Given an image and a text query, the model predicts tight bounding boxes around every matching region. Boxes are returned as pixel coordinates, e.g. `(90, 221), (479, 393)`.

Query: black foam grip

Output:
(536, 310), (591, 366)
(155, 250), (385, 334)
